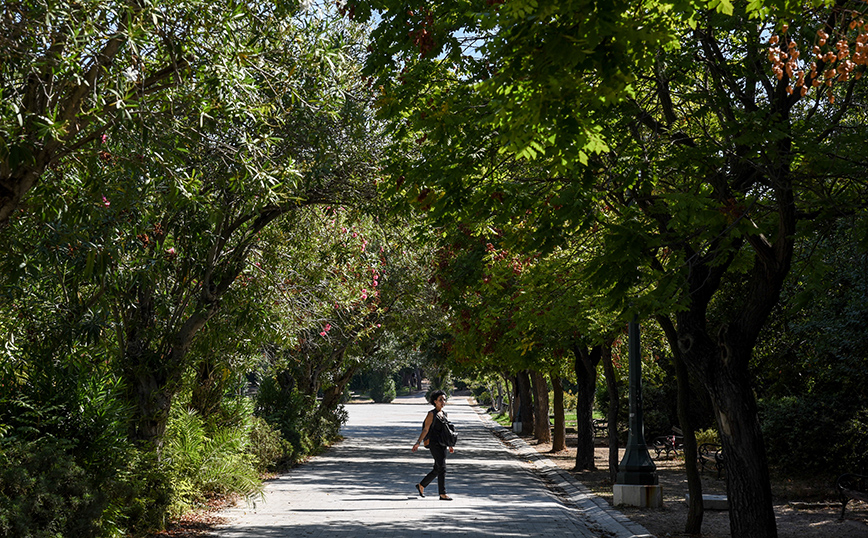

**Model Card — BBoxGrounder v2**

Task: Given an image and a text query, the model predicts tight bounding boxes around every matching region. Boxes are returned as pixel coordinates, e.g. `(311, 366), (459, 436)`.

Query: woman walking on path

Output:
(412, 390), (455, 500)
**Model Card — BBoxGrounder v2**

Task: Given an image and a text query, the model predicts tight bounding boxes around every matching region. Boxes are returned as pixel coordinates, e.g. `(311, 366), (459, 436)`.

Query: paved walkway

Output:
(216, 395), (653, 537)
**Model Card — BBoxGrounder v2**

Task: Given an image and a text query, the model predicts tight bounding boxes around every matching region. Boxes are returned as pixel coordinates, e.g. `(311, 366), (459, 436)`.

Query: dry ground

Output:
(526, 437), (868, 538)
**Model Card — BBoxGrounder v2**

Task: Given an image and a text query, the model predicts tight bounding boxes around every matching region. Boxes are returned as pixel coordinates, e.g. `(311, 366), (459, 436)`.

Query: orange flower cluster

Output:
(768, 19), (868, 103)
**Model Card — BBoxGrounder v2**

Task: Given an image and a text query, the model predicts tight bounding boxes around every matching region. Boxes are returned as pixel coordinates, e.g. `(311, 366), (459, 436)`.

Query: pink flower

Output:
(102, 196), (110, 207)
(325, 324), (331, 332)
(100, 134), (108, 144)
(320, 331), (327, 336)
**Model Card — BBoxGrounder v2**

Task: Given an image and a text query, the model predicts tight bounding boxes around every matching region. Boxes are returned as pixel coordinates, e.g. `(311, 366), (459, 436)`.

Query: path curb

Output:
(473, 406), (655, 538)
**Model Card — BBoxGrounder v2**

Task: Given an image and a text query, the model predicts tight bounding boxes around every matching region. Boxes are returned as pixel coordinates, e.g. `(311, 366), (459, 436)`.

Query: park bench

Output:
(698, 443), (724, 478)
(593, 418), (608, 438)
(651, 427), (684, 459)
(837, 473), (868, 518)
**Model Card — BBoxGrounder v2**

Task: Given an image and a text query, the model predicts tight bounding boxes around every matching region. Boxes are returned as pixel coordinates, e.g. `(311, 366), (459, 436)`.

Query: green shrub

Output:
(759, 395), (868, 474)
(254, 375), (347, 466)
(370, 373), (396, 403)
(247, 416), (288, 473)
(695, 427), (720, 445)
(111, 450), (173, 535)
(0, 369), (144, 537)
(473, 389), (492, 406)
(163, 407), (262, 517)
(0, 437), (105, 538)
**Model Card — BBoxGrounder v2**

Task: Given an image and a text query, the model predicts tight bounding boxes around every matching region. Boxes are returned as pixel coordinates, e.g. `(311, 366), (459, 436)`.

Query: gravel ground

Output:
(527, 439), (868, 538)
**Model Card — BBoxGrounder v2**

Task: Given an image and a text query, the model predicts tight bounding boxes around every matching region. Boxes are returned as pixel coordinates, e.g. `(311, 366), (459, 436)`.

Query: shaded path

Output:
(216, 395), (651, 537)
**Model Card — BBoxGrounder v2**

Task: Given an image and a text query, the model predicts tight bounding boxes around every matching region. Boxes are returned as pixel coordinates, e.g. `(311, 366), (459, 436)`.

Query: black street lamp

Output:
(616, 316), (658, 486)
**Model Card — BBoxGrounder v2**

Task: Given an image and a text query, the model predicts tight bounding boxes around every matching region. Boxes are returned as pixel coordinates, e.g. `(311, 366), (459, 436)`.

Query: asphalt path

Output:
(216, 394), (649, 537)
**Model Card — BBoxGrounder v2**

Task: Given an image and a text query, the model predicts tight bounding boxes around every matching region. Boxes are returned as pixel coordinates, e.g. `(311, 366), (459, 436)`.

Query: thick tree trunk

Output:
(516, 370), (534, 435)
(677, 313), (779, 538)
(122, 279), (221, 448)
(657, 315), (704, 534)
(710, 360), (777, 538)
(127, 364), (178, 450)
(320, 366), (359, 412)
(530, 370), (551, 443)
(573, 343), (601, 471)
(551, 376), (566, 451)
(601, 339), (620, 483)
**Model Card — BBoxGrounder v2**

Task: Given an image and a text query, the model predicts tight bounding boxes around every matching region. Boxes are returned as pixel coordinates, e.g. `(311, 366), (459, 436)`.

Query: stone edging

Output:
(472, 406), (655, 538)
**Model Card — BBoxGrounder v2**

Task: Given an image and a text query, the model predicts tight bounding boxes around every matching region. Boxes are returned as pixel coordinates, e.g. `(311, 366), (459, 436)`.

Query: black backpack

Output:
(425, 413), (458, 446)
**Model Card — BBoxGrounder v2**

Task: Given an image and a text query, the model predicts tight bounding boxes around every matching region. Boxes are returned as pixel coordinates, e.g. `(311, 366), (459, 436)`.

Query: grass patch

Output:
(492, 413), (511, 427)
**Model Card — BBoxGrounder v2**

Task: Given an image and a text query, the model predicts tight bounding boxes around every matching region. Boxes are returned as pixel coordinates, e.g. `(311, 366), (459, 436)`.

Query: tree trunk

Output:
(657, 315), (704, 534)
(677, 312), (779, 538)
(551, 376), (566, 451)
(320, 365), (359, 412)
(504, 373), (514, 422)
(601, 338), (620, 483)
(190, 357), (222, 419)
(516, 370), (534, 435)
(710, 359), (777, 538)
(530, 370), (551, 443)
(0, 169), (41, 228)
(126, 363), (178, 450)
(573, 342), (601, 471)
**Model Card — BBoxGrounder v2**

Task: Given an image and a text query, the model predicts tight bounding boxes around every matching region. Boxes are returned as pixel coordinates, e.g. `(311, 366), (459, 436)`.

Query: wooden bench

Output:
(837, 473), (868, 518)
(698, 443), (724, 478)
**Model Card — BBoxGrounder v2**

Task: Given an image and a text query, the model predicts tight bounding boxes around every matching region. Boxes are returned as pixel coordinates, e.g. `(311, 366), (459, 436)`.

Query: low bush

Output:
(247, 415), (288, 473)
(0, 437), (105, 538)
(163, 407), (261, 518)
(695, 427), (720, 445)
(370, 373), (396, 403)
(254, 375), (347, 466)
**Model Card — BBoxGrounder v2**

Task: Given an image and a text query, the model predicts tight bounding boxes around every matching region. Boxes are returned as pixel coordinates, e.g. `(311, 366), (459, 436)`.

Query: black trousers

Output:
(420, 444), (448, 495)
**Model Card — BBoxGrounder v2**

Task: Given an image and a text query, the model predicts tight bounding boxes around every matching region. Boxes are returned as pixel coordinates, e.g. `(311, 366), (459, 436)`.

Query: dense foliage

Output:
(3, 1), (868, 537)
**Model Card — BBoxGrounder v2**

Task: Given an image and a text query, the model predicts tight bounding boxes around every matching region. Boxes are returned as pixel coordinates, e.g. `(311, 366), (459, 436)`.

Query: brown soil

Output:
(526, 438), (868, 538)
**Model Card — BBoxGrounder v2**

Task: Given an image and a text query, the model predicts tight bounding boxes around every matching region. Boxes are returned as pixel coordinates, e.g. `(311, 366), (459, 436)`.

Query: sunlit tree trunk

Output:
(516, 370), (534, 435)
(551, 376), (566, 452)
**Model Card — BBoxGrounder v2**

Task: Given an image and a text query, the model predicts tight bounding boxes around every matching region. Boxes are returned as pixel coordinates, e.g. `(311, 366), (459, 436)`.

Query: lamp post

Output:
(616, 316), (658, 486)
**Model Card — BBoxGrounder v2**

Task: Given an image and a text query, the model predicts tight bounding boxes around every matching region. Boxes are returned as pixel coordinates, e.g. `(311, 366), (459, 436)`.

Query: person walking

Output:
(412, 390), (455, 500)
